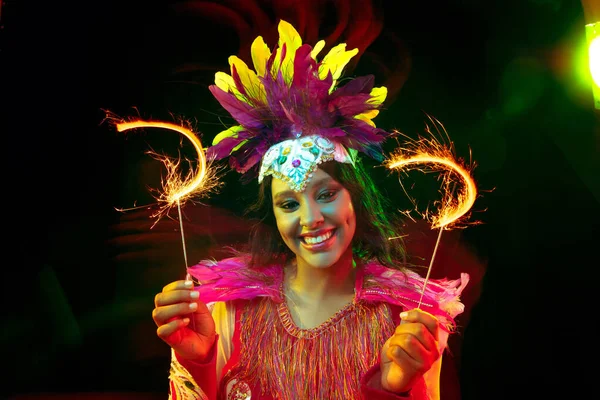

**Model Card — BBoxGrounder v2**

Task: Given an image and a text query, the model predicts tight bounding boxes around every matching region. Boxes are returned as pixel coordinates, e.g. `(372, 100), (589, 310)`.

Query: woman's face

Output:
(271, 167), (356, 269)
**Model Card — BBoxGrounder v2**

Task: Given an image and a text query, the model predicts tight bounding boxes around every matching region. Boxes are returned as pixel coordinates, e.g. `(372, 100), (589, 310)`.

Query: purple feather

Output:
(317, 127), (348, 138)
(331, 75), (375, 98)
(207, 136), (247, 160)
(231, 64), (247, 97)
(209, 86), (264, 129)
(229, 138), (269, 173)
(292, 44), (317, 88)
(329, 93), (373, 117)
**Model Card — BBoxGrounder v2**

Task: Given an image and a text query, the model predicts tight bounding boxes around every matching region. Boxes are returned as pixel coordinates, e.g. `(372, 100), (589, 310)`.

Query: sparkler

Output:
(386, 117), (478, 308)
(110, 116), (219, 286)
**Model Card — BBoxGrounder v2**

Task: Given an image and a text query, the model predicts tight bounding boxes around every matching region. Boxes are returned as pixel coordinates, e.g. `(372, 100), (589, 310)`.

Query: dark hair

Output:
(245, 159), (408, 269)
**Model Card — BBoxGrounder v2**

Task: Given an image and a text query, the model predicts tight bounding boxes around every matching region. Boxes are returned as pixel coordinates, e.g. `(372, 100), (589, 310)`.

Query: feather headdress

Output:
(207, 19), (391, 189)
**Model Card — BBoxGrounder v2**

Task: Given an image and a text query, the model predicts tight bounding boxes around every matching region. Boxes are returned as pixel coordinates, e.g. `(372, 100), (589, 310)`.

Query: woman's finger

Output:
(154, 286), (199, 308)
(387, 332), (431, 367)
(393, 321), (438, 353)
(152, 302), (198, 327)
(161, 279), (194, 294)
(399, 309), (440, 340)
(156, 317), (190, 340)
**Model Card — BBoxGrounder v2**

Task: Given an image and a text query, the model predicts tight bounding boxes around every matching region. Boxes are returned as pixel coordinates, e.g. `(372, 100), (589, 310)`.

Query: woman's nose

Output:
(299, 201), (324, 228)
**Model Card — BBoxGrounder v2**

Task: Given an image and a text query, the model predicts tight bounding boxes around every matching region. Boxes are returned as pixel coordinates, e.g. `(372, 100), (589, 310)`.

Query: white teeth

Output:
(304, 231), (333, 245)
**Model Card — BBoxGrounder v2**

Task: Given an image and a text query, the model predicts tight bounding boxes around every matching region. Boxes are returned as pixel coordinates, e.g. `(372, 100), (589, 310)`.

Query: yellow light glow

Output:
(386, 120), (478, 230)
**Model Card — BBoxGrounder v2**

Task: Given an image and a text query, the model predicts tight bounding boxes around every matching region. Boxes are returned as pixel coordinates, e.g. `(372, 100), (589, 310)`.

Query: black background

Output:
(2, 0), (598, 398)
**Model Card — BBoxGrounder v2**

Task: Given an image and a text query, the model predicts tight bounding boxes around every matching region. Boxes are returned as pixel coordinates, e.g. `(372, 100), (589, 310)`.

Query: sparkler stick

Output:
(386, 117), (478, 308)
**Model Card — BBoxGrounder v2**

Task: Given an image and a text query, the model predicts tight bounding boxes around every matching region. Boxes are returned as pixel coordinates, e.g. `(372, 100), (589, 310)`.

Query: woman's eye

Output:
(279, 201), (298, 210)
(318, 190), (337, 201)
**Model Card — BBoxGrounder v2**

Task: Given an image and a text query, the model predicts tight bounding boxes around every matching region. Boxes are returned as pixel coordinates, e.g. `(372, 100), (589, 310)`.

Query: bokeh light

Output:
(585, 21), (600, 108)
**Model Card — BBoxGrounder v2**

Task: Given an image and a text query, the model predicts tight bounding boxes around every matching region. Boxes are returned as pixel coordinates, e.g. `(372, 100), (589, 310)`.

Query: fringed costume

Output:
(168, 257), (468, 399)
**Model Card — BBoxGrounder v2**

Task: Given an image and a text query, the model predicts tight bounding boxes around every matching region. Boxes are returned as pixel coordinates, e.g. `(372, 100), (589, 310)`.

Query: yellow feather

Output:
(355, 114), (377, 127)
(368, 86), (388, 105)
(318, 44), (359, 82)
(277, 20), (303, 51)
(311, 39), (326, 60)
(212, 125), (244, 146)
(231, 139), (248, 153)
(215, 71), (235, 93)
(251, 35), (271, 77)
(215, 71), (251, 103)
(276, 20), (304, 84)
(360, 109), (380, 119)
(229, 56), (266, 103)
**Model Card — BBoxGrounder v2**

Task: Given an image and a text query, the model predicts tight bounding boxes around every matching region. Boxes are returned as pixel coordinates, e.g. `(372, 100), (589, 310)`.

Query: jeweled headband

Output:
(207, 19), (391, 191)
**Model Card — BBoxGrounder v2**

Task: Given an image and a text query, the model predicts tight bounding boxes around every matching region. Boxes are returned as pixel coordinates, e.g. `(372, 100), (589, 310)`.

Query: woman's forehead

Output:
(271, 167), (337, 197)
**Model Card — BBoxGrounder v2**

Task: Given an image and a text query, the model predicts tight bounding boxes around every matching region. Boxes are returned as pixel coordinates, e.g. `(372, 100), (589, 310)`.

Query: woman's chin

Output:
(295, 250), (346, 269)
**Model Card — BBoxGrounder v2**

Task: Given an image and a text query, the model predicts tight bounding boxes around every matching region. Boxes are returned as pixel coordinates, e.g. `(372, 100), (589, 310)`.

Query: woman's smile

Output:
(300, 228), (336, 250)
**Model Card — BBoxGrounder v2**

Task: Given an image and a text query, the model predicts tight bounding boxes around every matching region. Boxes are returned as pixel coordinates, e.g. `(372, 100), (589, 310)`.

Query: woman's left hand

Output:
(380, 308), (441, 394)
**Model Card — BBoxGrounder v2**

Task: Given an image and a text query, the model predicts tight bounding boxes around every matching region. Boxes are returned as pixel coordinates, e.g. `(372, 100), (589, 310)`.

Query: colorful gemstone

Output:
(292, 159), (301, 168)
(282, 147), (291, 155)
(302, 142), (313, 148)
(277, 156), (287, 165)
(309, 146), (319, 156)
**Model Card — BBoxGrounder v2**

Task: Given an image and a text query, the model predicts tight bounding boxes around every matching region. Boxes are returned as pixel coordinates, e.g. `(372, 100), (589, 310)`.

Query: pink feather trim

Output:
(187, 256), (469, 328)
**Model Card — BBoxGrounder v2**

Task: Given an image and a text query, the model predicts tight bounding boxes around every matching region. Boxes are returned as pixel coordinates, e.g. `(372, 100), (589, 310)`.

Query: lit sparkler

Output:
(109, 116), (219, 277)
(386, 117), (478, 307)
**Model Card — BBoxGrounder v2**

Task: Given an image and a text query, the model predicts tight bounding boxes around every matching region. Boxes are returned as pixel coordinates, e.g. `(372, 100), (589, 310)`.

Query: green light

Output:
(590, 37), (600, 86)
(586, 21), (600, 109)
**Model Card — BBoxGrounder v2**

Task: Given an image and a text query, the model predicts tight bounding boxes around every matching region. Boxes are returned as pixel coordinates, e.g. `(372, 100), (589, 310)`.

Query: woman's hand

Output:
(152, 280), (216, 361)
(380, 308), (441, 393)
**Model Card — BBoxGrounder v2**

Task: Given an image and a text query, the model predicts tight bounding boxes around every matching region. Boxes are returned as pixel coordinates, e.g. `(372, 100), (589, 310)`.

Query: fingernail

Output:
(189, 302), (198, 310)
(400, 312), (408, 319)
(183, 317), (190, 325)
(190, 291), (199, 299)
(184, 280), (193, 288)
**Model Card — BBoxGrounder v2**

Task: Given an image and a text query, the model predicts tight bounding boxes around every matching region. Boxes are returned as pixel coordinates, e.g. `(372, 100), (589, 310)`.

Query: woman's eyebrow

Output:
(309, 177), (335, 190)
(272, 190), (295, 201)
(273, 177), (335, 200)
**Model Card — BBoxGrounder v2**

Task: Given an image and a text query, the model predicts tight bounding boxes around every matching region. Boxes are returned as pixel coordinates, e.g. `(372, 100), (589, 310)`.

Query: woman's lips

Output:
(300, 229), (337, 251)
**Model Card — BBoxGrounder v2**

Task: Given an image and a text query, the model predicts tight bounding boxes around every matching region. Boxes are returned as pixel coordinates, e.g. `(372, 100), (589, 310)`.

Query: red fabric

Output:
(175, 335), (220, 400)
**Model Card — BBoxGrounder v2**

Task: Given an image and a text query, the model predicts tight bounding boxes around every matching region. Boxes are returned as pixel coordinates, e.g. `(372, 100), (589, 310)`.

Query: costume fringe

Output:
(222, 297), (395, 399)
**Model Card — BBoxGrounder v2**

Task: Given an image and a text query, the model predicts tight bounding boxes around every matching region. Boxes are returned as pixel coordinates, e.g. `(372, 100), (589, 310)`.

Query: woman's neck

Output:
(287, 248), (356, 303)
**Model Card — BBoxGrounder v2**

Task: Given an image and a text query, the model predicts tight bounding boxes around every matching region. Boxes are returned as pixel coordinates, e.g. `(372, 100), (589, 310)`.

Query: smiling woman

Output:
(150, 19), (469, 400)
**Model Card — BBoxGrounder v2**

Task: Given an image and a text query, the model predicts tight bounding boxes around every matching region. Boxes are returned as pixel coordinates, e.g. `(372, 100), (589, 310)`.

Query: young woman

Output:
(151, 20), (468, 400)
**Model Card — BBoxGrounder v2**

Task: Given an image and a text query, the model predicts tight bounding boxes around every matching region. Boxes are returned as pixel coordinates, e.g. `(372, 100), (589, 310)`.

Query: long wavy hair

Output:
(245, 159), (408, 270)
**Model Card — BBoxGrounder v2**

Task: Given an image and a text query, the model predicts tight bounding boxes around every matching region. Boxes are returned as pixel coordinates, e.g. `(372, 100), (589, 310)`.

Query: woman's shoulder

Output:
(187, 255), (284, 304)
(358, 260), (470, 326)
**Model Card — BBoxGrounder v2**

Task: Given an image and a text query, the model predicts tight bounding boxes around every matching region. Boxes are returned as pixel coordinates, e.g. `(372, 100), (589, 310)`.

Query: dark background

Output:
(2, 0), (598, 399)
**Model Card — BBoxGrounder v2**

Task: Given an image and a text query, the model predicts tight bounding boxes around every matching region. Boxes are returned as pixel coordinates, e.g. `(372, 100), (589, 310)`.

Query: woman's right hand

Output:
(152, 280), (216, 361)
